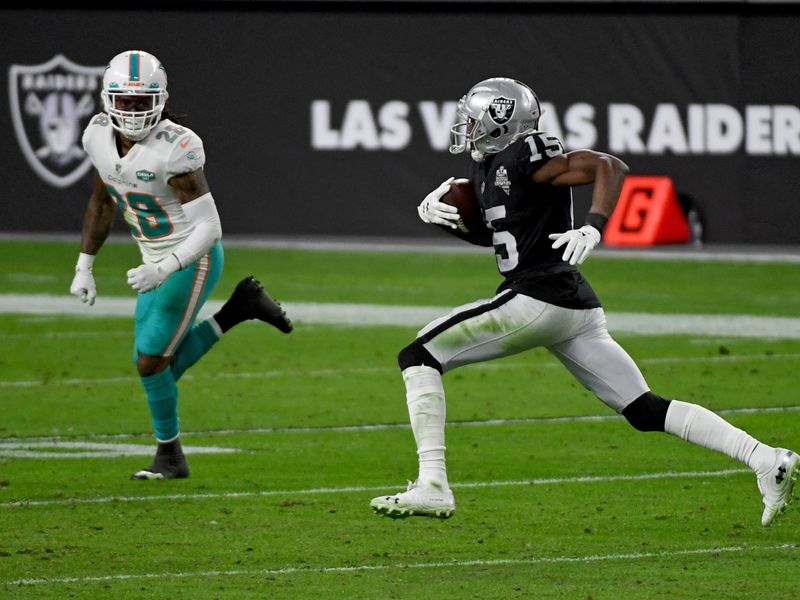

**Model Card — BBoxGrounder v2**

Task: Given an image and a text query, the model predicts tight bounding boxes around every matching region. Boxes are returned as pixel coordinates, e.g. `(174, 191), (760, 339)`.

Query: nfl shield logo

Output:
(9, 55), (105, 188)
(488, 96), (515, 125)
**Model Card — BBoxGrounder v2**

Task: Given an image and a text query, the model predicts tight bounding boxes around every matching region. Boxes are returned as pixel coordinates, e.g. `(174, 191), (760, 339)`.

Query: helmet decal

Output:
(488, 97), (515, 125)
(129, 51), (140, 82)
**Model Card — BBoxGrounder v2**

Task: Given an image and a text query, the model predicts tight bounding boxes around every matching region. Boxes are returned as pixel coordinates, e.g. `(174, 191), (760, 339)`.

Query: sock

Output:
(141, 368), (180, 442)
(403, 365), (449, 489)
(665, 400), (775, 475)
(170, 318), (223, 381)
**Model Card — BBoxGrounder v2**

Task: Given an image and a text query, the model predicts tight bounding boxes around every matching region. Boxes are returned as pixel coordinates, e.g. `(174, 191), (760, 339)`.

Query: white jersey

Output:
(82, 114), (206, 263)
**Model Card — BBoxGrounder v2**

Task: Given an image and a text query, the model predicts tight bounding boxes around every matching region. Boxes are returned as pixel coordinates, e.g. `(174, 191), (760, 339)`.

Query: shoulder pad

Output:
(518, 131), (564, 175)
(82, 113), (110, 151)
(165, 126), (206, 177)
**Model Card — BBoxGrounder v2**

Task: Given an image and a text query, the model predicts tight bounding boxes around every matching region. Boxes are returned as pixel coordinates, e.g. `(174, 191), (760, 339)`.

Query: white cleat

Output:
(758, 448), (800, 526)
(370, 480), (455, 519)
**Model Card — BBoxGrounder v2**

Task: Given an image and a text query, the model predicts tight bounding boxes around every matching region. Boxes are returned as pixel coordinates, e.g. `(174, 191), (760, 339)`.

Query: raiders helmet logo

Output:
(9, 54), (105, 188)
(488, 97), (515, 125)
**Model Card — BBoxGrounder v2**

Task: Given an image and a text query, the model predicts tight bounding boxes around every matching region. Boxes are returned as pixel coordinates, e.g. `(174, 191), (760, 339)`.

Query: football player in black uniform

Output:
(370, 77), (798, 525)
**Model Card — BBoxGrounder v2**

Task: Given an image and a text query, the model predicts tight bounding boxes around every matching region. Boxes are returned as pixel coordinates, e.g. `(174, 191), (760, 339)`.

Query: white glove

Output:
(417, 177), (460, 229)
(548, 225), (601, 266)
(69, 253), (97, 306)
(126, 255), (180, 293)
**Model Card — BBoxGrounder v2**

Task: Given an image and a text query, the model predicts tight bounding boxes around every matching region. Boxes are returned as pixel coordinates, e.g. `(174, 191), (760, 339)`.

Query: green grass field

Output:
(1, 239), (799, 599)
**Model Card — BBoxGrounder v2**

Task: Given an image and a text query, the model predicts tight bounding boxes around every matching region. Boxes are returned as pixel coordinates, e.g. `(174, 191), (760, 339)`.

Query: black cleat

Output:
(228, 276), (293, 333)
(131, 439), (190, 480)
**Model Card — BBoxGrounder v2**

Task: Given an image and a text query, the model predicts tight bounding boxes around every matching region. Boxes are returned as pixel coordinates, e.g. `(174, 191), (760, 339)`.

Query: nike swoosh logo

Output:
(180, 138), (190, 148)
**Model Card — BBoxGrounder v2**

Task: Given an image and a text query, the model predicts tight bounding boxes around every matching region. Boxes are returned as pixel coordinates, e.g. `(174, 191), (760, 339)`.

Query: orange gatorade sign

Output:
(604, 176), (690, 246)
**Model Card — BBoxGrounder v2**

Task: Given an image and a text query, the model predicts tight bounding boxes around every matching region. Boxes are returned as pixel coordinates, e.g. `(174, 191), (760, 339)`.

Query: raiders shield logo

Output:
(9, 54), (105, 188)
(488, 97), (515, 125)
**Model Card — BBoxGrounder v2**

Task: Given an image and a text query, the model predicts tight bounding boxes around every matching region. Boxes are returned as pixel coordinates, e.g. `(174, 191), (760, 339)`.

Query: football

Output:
(438, 179), (493, 246)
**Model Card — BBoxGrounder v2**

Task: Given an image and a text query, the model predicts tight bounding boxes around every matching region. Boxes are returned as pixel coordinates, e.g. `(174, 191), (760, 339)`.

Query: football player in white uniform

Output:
(371, 77), (798, 526)
(70, 50), (293, 480)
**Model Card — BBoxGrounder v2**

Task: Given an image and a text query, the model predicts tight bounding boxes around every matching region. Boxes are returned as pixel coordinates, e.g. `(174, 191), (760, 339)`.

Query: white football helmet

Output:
(450, 77), (541, 161)
(101, 50), (168, 141)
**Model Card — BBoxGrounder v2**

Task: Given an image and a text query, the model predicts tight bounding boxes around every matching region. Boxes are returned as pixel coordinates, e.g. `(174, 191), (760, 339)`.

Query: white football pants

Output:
(417, 289), (649, 412)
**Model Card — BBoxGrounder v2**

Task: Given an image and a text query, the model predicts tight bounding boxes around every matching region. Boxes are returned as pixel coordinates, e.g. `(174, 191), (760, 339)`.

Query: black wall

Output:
(3, 5), (799, 243)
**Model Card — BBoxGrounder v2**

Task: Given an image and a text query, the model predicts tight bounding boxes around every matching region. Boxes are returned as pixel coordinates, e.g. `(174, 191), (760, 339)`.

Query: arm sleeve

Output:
(169, 192), (222, 269)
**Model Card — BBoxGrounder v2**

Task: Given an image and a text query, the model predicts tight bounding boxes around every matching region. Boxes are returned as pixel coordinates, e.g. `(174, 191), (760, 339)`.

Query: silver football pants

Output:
(418, 290), (649, 412)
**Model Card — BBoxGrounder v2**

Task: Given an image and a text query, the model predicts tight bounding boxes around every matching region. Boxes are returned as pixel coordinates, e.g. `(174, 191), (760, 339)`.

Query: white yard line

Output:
(2, 352), (799, 389)
(2, 294), (800, 337)
(0, 366), (392, 389)
(2, 232), (799, 262)
(0, 441), (238, 459)
(0, 468), (751, 509)
(5, 541), (796, 587)
(0, 330), (130, 339)
(3, 405), (798, 443)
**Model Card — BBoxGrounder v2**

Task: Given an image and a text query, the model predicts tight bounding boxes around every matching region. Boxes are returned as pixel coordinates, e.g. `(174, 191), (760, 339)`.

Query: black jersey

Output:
(471, 132), (601, 310)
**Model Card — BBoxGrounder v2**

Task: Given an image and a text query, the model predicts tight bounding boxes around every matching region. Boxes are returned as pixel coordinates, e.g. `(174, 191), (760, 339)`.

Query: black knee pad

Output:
(622, 392), (671, 432)
(397, 340), (442, 373)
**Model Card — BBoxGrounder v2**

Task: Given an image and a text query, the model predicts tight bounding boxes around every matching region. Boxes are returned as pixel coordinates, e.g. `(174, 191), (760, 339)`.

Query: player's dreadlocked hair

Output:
(160, 104), (187, 125)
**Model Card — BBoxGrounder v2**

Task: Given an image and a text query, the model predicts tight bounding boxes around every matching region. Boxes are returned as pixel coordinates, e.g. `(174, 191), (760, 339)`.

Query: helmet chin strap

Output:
(470, 147), (485, 162)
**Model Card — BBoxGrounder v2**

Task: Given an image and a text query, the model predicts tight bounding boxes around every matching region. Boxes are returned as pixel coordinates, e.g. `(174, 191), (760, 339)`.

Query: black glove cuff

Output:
(584, 212), (609, 236)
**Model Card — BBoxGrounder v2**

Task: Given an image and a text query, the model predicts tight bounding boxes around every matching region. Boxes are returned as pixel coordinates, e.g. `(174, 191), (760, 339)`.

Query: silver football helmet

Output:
(450, 77), (541, 161)
(101, 50), (168, 141)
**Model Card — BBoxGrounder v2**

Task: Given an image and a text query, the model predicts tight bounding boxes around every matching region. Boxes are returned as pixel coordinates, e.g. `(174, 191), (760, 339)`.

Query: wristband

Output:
(584, 212), (609, 235)
(76, 252), (96, 271)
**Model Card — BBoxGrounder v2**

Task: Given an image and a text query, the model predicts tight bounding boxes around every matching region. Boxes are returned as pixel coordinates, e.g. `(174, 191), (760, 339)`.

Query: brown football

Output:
(437, 179), (493, 246)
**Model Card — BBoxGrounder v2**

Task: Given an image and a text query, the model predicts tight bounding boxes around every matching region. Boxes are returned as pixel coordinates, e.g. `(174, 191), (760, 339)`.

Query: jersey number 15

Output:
(484, 205), (518, 273)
